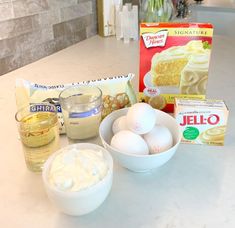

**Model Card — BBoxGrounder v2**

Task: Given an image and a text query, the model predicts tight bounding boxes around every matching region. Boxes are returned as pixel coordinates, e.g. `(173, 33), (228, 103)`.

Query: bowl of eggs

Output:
(99, 103), (181, 172)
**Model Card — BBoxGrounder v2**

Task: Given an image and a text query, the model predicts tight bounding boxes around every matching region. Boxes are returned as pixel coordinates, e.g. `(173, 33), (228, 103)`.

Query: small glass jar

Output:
(59, 85), (102, 141)
(15, 103), (60, 172)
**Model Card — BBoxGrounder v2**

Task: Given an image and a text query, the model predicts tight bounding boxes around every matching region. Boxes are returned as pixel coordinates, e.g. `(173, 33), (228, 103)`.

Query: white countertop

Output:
(1, 35), (235, 228)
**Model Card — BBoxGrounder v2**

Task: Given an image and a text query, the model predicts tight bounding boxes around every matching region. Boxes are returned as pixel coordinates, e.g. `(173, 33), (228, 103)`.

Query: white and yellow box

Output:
(174, 98), (229, 146)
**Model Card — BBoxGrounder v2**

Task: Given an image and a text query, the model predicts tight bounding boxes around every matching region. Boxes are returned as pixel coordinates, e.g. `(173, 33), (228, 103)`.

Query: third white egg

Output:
(143, 125), (173, 154)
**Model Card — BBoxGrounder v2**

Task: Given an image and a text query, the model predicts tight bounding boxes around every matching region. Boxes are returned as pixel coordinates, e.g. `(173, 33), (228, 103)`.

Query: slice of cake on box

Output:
(150, 40), (210, 91)
(151, 46), (188, 86)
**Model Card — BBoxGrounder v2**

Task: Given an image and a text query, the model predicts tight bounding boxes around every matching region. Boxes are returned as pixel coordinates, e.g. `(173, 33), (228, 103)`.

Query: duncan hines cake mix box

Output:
(139, 23), (214, 112)
(174, 98), (229, 146)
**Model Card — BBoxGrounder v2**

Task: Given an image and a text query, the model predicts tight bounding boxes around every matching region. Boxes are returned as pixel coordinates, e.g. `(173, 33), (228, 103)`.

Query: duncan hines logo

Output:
(142, 30), (168, 48)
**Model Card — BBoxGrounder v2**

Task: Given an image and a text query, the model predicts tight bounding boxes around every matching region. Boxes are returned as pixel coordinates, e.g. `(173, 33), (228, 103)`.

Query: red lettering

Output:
(179, 114), (220, 126)
(208, 114), (220, 125)
(200, 115), (207, 124)
(188, 116), (194, 125)
(180, 116), (186, 126)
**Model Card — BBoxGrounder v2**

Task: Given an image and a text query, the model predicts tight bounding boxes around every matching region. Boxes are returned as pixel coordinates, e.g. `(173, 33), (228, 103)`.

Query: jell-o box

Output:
(174, 98), (229, 146)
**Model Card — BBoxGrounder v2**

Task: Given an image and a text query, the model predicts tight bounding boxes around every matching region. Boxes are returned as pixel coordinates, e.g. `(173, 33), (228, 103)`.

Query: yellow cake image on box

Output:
(151, 47), (188, 86)
(150, 40), (210, 94)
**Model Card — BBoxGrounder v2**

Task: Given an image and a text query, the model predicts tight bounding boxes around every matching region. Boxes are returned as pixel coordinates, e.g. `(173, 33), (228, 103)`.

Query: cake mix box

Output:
(174, 98), (229, 146)
(139, 23), (214, 112)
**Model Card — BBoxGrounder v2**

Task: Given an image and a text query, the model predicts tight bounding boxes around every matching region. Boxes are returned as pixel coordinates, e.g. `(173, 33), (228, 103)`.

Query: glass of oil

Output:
(15, 103), (60, 172)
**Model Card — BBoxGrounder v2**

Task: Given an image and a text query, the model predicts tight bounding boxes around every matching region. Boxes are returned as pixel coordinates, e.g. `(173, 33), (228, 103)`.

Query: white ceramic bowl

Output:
(42, 143), (113, 216)
(99, 108), (181, 172)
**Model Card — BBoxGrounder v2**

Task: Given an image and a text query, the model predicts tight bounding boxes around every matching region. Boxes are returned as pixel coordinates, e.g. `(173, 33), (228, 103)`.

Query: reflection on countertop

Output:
(189, 0), (235, 12)
(189, 0), (235, 37)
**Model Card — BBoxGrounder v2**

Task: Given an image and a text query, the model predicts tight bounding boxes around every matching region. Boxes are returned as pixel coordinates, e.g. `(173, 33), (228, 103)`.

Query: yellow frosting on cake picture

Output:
(150, 40), (211, 95)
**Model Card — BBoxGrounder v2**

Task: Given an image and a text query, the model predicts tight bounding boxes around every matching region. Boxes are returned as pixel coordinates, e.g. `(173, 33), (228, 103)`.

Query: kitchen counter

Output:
(189, 0), (235, 12)
(189, 0), (235, 37)
(1, 35), (235, 228)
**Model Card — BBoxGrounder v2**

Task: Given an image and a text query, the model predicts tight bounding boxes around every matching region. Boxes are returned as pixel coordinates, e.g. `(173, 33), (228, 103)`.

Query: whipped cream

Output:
(185, 40), (203, 52)
(152, 46), (187, 62)
(186, 53), (210, 70)
(48, 148), (109, 192)
(151, 40), (208, 63)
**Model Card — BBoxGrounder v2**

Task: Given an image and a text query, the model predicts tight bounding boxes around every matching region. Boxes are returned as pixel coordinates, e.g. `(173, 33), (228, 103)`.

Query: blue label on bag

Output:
(69, 106), (101, 118)
(30, 103), (62, 113)
(29, 104), (55, 112)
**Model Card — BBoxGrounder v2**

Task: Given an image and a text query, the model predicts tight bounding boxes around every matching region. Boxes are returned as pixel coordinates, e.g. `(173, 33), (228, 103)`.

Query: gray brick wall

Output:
(0, 0), (97, 75)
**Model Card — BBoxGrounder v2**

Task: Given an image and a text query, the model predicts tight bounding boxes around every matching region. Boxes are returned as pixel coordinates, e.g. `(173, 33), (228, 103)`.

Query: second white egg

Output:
(111, 130), (149, 155)
(112, 115), (128, 134)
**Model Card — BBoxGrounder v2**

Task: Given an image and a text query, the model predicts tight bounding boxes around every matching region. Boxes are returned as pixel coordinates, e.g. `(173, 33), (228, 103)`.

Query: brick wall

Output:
(0, 0), (97, 76)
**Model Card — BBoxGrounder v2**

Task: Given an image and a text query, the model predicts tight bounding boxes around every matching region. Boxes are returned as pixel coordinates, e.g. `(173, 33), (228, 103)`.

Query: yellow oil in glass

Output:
(19, 112), (60, 172)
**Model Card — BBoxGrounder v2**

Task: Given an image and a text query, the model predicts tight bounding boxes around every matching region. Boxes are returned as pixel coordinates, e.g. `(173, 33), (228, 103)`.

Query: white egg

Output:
(143, 125), (173, 154)
(126, 103), (156, 134)
(111, 130), (149, 155)
(112, 115), (128, 134)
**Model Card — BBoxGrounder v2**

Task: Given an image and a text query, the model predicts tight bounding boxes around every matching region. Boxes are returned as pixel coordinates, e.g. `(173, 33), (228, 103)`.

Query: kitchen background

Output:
(0, 0), (97, 75)
(0, 0), (234, 76)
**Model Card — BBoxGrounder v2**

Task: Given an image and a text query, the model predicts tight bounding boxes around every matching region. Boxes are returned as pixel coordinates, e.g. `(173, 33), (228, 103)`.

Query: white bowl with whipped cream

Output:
(42, 143), (113, 216)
